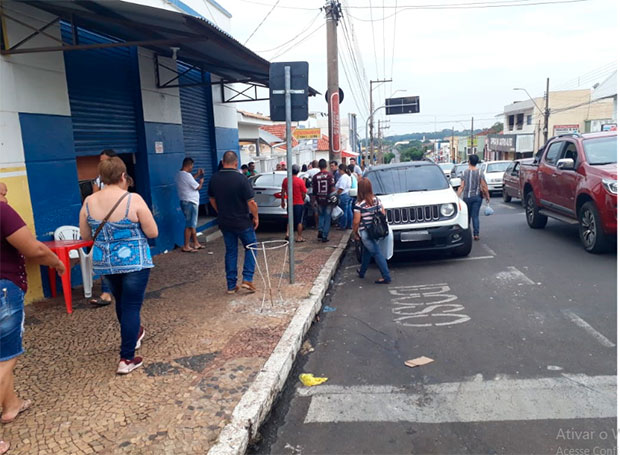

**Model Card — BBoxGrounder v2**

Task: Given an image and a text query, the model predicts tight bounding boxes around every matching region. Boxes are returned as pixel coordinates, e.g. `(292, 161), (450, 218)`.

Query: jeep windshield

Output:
(367, 164), (450, 195)
(584, 136), (617, 165)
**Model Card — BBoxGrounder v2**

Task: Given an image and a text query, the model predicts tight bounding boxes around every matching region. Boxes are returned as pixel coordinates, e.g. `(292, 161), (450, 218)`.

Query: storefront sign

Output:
(602, 124), (617, 132)
(293, 128), (321, 140)
(553, 124), (580, 135)
(488, 134), (516, 152)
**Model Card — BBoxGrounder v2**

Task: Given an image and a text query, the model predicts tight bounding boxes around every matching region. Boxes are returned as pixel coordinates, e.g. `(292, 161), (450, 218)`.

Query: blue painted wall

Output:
(214, 126), (240, 165)
(20, 113), (83, 293)
(143, 122), (186, 254)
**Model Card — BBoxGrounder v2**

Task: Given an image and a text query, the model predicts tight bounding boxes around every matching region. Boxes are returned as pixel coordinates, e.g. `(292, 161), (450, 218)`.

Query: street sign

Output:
(330, 92), (340, 152)
(385, 96), (420, 115)
(293, 128), (321, 140)
(269, 62), (309, 121)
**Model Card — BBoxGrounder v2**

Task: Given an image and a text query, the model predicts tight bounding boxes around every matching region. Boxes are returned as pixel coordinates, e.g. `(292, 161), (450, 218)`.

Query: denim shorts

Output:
(0, 279), (26, 361)
(180, 200), (198, 228)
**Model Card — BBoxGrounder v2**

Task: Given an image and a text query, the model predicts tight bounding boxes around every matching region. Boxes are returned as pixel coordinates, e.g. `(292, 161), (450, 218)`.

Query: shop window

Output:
(527, 115), (532, 125)
(508, 115), (515, 131)
(516, 113), (524, 130)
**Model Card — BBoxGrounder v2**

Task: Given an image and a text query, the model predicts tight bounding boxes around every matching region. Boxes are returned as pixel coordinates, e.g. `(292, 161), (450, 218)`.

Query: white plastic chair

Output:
(53, 226), (93, 299)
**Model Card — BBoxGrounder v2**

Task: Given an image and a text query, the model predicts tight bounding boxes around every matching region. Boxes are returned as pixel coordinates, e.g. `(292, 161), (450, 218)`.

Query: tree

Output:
(400, 146), (424, 162)
(490, 122), (504, 133)
(383, 152), (395, 164)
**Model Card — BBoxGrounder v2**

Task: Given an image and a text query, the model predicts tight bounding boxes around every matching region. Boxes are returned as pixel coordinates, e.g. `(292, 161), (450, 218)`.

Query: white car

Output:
(480, 160), (512, 193)
(362, 161), (472, 257)
(250, 171), (307, 222)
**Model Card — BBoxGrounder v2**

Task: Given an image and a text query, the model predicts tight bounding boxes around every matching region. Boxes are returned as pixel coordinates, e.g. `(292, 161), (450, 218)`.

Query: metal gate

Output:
(61, 23), (139, 156)
(178, 61), (216, 205)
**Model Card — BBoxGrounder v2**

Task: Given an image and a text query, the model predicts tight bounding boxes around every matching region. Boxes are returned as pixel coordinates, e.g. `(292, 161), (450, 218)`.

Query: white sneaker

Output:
(135, 326), (145, 350)
(116, 357), (143, 375)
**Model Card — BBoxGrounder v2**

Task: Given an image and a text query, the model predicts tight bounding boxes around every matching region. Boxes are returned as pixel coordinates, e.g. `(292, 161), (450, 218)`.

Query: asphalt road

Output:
(251, 198), (617, 455)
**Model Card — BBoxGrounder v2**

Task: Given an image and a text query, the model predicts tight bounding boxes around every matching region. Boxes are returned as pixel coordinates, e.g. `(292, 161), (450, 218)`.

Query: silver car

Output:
(250, 171), (307, 222)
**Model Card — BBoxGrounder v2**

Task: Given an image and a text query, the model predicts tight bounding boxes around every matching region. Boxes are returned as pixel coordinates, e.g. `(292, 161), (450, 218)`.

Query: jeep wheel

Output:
(502, 189), (512, 203)
(579, 202), (609, 254)
(453, 228), (472, 257)
(525, 192), (547, 229)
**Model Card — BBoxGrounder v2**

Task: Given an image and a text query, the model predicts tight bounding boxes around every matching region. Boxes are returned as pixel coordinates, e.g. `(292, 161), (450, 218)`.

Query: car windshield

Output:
(251, 174), (286, 188)
(439, 163), (454, 171)
(583, 136), (617, 165)
(486, 162), (511, 173)
(454, 164), (469, 175)
(367, 164), (449, 195)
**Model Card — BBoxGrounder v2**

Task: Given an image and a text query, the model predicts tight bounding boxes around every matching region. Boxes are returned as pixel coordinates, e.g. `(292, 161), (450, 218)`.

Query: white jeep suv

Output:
(364, 161), (472, 257)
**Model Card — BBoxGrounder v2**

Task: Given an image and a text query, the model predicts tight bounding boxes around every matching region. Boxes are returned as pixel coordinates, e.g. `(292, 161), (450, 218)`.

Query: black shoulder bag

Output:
(365, 202), (389, 240)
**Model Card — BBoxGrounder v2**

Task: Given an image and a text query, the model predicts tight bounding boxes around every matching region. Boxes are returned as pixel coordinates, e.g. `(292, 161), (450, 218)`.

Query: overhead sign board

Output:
(386, 96), (420, 115)
(553, 124), (580, 135)
(293, 128), (321, 140)
(330, 92), (340, 152)
(269, 62), (309, 122)
(488, 134), (516, 152)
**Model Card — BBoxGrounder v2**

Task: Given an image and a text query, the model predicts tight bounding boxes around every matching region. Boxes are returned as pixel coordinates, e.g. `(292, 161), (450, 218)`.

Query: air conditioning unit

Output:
(248, 144), (256, 153)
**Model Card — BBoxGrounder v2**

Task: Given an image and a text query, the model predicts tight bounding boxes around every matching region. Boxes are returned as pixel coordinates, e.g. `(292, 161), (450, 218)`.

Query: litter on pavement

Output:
(323, 305), (336, 312)
(299, 373), (328, 386)
(404, 356), (434, 368)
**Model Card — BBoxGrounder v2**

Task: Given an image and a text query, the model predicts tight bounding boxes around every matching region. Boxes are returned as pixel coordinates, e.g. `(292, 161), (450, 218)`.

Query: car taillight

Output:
(274, 192), (282, 199)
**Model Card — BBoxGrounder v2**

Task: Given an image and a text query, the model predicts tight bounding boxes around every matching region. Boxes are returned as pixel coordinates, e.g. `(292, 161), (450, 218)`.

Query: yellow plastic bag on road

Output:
(299, 373), (328, 387)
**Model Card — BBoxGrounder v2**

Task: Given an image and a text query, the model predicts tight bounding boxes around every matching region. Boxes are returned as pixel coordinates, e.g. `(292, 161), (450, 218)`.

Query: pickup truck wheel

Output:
(453, 228), (472, 257)
(579, 202), (609, 253)
(502, 189), (512, 203)
(525, 192), (547, 229)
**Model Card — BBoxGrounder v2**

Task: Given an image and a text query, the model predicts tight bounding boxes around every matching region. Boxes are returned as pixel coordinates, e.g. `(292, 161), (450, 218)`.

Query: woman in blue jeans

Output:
(337, 164), (353, 230)
(457, 154), (490, 240)
(80, 157), (158, 375)
(353, 178), (391, 284)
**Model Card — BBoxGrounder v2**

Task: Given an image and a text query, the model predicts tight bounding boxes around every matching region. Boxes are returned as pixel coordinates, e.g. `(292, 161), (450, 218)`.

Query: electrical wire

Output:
(269, 22), (325, 60)
(244, 0), (282, 45)
(389, 0), (398, 80)
(338, 46), (368, 117)
(255, 11), (322, 53)
(338, 26), (370, 116)
(340, 12), (370, 110)
(345, 0), (589, 21)
(368, 0), (380, 79)
(234, 0), (319, 10)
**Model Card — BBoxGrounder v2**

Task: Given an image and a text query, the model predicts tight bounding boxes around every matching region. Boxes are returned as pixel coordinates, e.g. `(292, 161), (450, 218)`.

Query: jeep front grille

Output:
(386, 205), (441, 225)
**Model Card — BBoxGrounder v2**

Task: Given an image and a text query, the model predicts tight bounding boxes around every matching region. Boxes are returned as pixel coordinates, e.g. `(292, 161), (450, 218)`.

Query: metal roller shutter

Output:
(178, 61), (216, 205)
(61, 23), (139, 156)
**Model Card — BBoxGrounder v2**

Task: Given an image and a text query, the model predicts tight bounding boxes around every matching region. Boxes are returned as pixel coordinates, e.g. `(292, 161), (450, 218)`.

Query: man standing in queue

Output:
(208, 151), (259, 295)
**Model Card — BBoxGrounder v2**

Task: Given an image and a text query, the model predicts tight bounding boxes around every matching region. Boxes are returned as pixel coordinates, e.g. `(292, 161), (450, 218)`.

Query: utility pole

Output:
(451, 126), (455, 163)
(470, 117), (474, 156)
(543, 77), (550, 144)
(378, 120), (390, 164)
(325, 0), (342, 162)
(369, 78), (391, 164)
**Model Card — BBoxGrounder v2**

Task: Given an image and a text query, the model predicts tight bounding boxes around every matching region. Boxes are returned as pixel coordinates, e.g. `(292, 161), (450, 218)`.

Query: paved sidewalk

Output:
(2, 229), (347, 455)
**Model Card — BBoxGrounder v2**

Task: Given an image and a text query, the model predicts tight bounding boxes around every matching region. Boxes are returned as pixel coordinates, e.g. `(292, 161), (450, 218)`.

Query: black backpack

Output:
(365, 203), (389, 240)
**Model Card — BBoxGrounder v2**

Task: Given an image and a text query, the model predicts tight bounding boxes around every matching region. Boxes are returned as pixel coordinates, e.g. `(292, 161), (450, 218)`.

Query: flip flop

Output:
(181, 248), (197, 253)
(89, 298), (112, 306)
(1, 399), (32, 424)
(192, 244), (206, 249)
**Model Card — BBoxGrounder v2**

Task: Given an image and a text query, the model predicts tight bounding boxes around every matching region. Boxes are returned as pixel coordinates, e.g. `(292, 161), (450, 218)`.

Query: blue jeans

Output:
(317, 204), (333, 240)
(180, 200), (198, 228)
(221, 227), (257, 290)
(338, 193), (352, 229)
(105, 268), (151, 360)
(101, 276), (111, 294)
(463, 195), (483, 236)
(359, 230), (391, 282)
(0, 280), (25, 361)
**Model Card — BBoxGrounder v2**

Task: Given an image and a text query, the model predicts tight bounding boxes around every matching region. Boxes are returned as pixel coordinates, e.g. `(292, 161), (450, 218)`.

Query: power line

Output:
(368, 0), (380, 78)
(345, 0), (589, 21)
(338, 46), (367, 117)
(244, 0), (282, 45)
(389, 0), (398, 80)
(340, 11), (370, 109)
(270, 22), (325, 60)
(234, 0), (319, 10)
(255, 11), (322, 52)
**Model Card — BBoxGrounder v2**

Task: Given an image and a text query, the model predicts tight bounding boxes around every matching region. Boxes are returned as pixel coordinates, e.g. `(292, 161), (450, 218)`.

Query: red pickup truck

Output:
(521, 131), (617, 253)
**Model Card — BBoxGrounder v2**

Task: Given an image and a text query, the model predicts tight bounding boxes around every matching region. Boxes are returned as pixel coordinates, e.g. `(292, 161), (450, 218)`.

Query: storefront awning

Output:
(4, 0), (319, 94)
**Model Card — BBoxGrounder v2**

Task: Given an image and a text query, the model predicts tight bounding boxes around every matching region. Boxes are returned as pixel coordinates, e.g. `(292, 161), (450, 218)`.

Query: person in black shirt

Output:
(208, 151), (259, 294)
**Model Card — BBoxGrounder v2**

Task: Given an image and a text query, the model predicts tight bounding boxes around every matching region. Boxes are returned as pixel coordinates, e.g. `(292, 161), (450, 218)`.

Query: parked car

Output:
(450, 163), (470, 190)
(359, 161), (472, 258)
(438, 162), (455, 178)
(502, 158), (533, 203)
(520, 131), (617, 253)
(249, 171), (307, 223)
(480, 160), (512, 194)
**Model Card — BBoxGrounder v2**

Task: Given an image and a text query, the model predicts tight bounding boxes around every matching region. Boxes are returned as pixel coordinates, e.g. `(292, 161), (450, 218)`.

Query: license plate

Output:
(401, 230), (431, 242)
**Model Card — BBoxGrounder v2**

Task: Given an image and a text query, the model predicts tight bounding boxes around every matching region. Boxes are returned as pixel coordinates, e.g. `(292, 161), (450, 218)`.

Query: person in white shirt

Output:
(304, 160), (321, 229)
(336, 164), (353, 229)
(349, 158), (363, 177)
(175, 157), (204, 252)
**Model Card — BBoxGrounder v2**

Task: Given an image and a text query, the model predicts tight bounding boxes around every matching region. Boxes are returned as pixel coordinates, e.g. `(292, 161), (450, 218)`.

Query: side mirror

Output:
(557, 158), (575, 170)
(450, 178), (461, 187)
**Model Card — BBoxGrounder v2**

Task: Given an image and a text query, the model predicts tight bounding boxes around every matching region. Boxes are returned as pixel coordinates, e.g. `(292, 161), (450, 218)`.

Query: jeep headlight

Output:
(440, 203), (455, 217)
(602, 178), (617, 195)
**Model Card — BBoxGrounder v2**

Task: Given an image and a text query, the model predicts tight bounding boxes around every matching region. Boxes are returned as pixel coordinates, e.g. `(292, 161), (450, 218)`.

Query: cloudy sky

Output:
(223, 0), (617, 135)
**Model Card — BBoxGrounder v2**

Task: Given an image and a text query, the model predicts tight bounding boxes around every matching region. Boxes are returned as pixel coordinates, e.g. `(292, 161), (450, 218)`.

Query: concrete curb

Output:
(208, 233), (351, 455)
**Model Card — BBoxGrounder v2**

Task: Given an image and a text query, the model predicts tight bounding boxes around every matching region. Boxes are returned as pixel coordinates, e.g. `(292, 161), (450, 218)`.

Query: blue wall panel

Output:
(20, 113), (83, 295)
(143, 122), (185, 253)
(214, 127), (240, 165)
